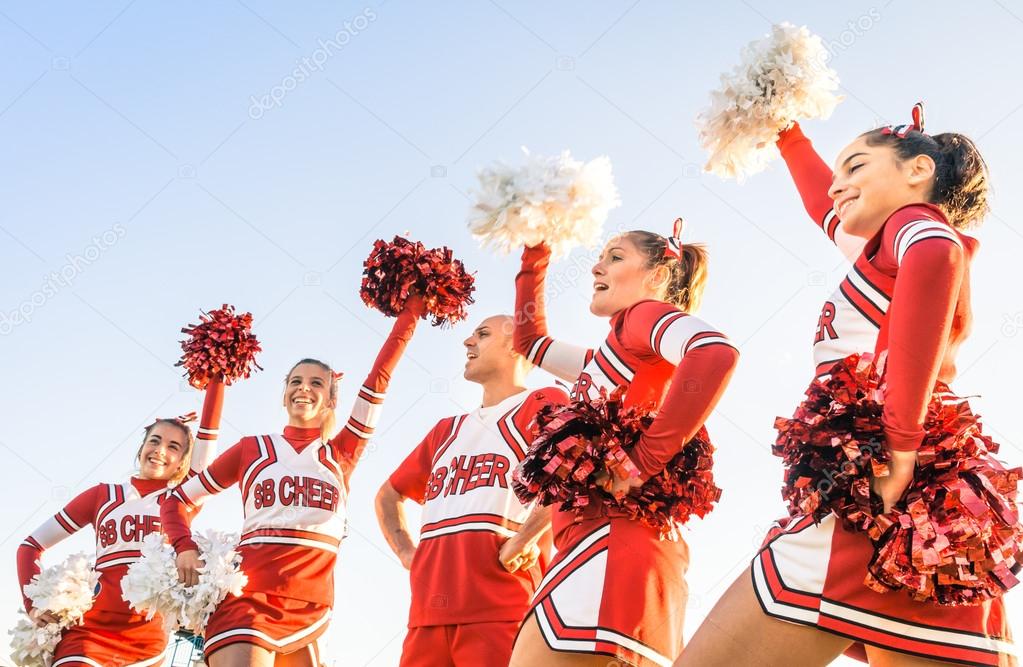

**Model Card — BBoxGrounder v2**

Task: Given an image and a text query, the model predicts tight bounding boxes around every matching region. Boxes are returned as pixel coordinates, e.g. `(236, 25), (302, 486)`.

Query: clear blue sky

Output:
(1, 2), (1021, 665)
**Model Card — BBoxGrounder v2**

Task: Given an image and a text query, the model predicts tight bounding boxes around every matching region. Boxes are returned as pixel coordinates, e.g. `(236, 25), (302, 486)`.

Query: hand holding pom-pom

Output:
(513, 388), (721, 541)
(121, 531), (246, 635)
(360, 236), (475, 327)
(697, 23), (842, 180)
(9, 553), (98, 667)
(468, 148), (621, 258)
(177, 304), (263, 390)
(775, 353), (1023, 605)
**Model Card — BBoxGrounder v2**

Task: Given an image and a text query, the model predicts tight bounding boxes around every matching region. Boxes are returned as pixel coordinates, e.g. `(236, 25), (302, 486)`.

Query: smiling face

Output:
(828, 135), (937, 239)
(283, 362), (337, 427)
(589, 235), (669, 317)
(137, 422), (189, 481)
(463, 315), (520, 384)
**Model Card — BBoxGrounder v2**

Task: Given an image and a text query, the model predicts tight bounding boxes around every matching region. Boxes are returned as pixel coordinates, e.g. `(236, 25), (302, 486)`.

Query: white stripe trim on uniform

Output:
(201, 469), (228, 493)
(420, 522), (517, 541)
(536, 524), (611, 592)
(197, 426), (219, 436)
(240, 436), (272, 495)
(501, 409), (529, 456)
(56, 510), (82, 532)
(894, 220), (960, 265)
(751, 553), (821, 625)
(238, 535), (341, 552)
(686, 335), (732, 352)
(95, 484), (120, 524)
(53, 649), (166, 667)
(344, 423), (373, 439)
(95, 556), (140, 569)
(597, 342), (634, 382)
(847, 269), (891, 311)
(204, 608), (332, 650)
(821, 209), (838, 238)
(533, 605), (672, 667)
(649, 312), (682, 355)
(360, 385), (386, 400)
(819, 600), (1017, 656)
(527, 335), (551, 364)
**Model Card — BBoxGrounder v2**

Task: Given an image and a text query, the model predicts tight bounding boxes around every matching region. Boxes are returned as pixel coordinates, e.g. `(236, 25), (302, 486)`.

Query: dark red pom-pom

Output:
(360, 236), (475, 327)
(177, 305), (262, 390)
(513, 388), (721, 540)
(775, 353), (1023, 605)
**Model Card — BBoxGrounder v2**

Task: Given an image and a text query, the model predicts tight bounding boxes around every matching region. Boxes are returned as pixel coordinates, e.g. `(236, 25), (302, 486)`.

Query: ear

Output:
(905, 153), (936, 188)
(645, 263), (671, 292)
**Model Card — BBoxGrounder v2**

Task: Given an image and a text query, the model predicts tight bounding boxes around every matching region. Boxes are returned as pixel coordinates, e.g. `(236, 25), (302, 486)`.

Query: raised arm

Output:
(331, 296), (424, 475)
(778, 122), (865, 261)
(188, 377), (224, 475)
(16, 485), (101, 615)
(624, 304), (740, 479)
(514, 244), (593, 382)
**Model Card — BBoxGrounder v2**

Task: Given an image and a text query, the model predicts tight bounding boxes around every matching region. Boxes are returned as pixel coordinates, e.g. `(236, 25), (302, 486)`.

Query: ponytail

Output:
(626, 230), (709, 313)
(862, 128), (990, 229)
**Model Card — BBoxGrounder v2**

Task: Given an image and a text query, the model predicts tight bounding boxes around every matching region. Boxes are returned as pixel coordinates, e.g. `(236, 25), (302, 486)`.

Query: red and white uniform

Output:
(389, 387), (569, 667)
(160, 309), (418, 660)
(752, 123), (1014, 665)
(15, 382), (224, 667)
(513, 245), (739, 667)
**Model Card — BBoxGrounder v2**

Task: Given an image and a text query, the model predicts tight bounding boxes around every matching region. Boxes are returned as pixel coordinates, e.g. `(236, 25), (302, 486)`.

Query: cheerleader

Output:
(160, 295), (424, 666)
(507, 223), (740, 667)
(15, 382), (224, 667)
(677, 110), (1015, 666)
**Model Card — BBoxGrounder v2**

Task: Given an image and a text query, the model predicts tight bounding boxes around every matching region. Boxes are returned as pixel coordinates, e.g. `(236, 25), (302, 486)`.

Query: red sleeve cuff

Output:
(885, 427), (925, 452)
(388, 472), (424, 505)
(172, 536), (199, 554)
(776, 121), (806, 151)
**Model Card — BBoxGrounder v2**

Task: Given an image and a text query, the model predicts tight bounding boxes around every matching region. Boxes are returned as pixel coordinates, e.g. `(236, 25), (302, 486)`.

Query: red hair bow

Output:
(881, 101), (925, 138)
(664, 218), (684, 260)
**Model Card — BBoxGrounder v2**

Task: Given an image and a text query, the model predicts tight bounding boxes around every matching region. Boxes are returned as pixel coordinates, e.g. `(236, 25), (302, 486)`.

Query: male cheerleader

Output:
(376, 314), (567, 666)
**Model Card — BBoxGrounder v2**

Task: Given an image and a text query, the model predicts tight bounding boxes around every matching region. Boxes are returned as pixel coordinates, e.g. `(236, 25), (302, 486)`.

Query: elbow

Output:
(375, 482), (397, 515)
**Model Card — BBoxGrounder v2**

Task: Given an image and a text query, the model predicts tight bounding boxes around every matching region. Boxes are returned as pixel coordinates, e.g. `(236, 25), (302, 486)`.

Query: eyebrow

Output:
(841, 152), (868, 168)
(605, 246), (624, 253)
(475, 327), (490, 334)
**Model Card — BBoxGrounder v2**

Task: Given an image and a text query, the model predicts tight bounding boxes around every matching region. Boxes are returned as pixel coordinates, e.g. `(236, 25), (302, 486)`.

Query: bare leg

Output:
(676, 567), (851, 667)
(865, 645), (1014, 667)
(276, 641), (320, 667)
(509, 612), (626, 667)
(208, 642), (276, 667)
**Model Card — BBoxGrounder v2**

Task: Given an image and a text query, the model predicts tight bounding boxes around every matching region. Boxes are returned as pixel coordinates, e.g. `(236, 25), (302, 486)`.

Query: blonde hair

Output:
(137, 419), (195, 486)
(625, 231), (710, 313)
(285, 358), (339, 441)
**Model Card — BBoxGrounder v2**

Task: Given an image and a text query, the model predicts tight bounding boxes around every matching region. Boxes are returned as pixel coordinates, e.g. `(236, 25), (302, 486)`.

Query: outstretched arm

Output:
(331, 295), (424, 477)
(514, 244), (593, 382)
(16, 485), (101, 617)
(778, 122), (865, 261)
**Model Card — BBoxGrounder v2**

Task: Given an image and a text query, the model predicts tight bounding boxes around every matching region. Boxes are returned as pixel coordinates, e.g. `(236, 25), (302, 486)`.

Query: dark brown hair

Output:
(625, 231), (709, 313)
(861, 129), (989, 229)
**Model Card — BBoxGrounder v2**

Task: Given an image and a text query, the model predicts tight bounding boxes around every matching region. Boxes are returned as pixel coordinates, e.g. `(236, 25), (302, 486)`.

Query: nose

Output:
(592, 261), (604, 277)
(463, 335), (474, 348)
(827, 178), (844, 202)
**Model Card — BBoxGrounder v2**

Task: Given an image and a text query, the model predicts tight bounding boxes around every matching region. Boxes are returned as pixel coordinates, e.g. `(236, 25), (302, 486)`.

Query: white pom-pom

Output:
(121, 531), (246, 635)
(467, 148), (621, 258)
(697, 23), (842, 180)
(9, 553), (98, 667)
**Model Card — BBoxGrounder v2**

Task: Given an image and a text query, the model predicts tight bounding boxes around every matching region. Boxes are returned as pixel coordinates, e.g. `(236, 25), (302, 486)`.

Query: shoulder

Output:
(882, 204), (962, 265)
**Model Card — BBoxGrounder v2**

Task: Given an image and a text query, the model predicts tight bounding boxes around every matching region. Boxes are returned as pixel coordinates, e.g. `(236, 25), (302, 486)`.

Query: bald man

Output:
(376, 315), (568, 667)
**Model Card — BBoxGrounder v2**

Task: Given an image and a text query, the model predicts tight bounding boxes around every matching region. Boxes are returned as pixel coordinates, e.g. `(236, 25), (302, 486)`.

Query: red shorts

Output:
(754, 514), (1016, 665)
(52, 609), (167, 667)
(202, 591), (331, 659)
(527, 516), (689, 667)
(399, 621), (519, 667)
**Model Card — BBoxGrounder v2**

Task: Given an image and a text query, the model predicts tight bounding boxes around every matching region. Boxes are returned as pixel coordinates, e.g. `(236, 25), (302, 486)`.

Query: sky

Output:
(1, 1), (1022, 665)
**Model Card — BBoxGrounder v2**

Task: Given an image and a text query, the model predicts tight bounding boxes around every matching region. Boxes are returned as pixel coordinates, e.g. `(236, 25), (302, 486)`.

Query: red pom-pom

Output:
(775, 353), (1023, 605)
(177, 305), (262, 390)
(360, 236), (475, 327)
(513, 388), (721, 540)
